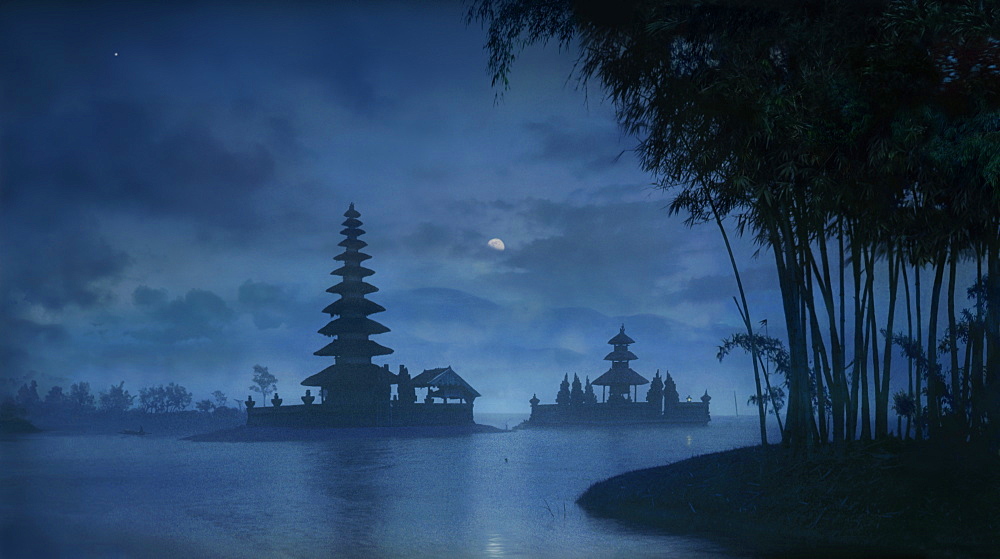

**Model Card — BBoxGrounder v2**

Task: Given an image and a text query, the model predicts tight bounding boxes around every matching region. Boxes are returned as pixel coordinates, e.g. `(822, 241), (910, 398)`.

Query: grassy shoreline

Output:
(577, 440), (999, 558)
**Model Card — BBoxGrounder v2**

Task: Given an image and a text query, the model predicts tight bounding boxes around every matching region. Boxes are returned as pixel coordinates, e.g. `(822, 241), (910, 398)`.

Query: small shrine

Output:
(245, 204), (481, 428)
(527, 326), (710, 426)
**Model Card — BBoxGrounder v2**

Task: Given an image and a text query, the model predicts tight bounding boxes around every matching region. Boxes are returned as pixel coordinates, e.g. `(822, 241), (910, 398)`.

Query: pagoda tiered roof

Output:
(592, 366), (649, 386)
(314, 337), (394, 358)
(305, 203), (394, 389)
(334, 251), (372, 262)
(318, 317), (391, 336)
(322, 298), (386, 316)
(326, 282), (379, 295)
(607, 325), (635, 346)
(338, 238), (368, 250)
(604, 349), (639, 361)
(301, 363), (397, 387)
(331, 264), (375, 277)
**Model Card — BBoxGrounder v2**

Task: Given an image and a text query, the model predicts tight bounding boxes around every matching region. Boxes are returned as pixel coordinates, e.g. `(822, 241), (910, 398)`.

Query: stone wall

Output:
(529, 401), (709, 426)
(246, 400), (473, 428)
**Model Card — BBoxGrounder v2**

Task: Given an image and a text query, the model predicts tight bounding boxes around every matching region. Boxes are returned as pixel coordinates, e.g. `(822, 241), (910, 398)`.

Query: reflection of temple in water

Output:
(527, 326), (710, 426)
(246, 204), (480, 428)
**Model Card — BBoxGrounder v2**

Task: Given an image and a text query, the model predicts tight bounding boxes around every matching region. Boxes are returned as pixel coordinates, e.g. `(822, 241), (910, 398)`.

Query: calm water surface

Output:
(2, 415), (780, 558)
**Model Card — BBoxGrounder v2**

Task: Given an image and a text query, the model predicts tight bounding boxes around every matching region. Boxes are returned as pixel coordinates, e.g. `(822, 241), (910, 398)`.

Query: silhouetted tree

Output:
(68, 382), (95, 412)
(195, 399), (215, 413)
(44, 385), (66, 407)
(583, 376), (598, 404)
(137, 383), (191, 413)
(16, 381), (40, 409)
(250, 365), (278, 406)
(892, 390), (916, 439)
(646, 370), (664, 412)
(98, 381), (134, 413)
(570, 374), (585, 405)
(163, 383), (192, 412)
(663, 373), (679, 410)
(556, 374), (571, 405)
(211, 390), (229, 409)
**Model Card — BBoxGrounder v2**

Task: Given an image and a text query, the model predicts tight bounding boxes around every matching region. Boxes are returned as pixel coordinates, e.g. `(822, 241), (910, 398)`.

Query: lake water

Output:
(2, 415), (781, 558)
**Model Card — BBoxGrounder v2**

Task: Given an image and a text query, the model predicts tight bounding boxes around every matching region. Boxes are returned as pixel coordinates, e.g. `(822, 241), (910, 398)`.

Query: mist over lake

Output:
(1, 416), (779, 558)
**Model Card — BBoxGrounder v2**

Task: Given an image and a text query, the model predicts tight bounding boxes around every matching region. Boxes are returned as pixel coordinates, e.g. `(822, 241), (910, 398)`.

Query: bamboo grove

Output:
(469, 0), (1000, 449)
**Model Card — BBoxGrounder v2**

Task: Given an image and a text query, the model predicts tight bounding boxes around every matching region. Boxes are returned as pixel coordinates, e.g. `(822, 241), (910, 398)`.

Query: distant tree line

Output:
(4, 364), (280, 419)
(4, 379), (237, 417)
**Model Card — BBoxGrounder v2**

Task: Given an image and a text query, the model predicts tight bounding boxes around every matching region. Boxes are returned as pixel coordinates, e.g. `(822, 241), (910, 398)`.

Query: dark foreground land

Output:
(578, 440), (999, 559)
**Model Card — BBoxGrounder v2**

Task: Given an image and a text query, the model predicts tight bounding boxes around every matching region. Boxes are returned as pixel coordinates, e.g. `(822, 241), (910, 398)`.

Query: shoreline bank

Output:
(577, 441), (999, 558)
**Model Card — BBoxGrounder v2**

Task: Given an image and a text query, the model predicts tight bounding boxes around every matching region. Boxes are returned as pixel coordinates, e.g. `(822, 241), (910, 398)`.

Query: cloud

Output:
(238, 280), (304, 330)
(0, 213), (131, 312)
(523, 116), (627, 172)
(128, 288), (236, 343)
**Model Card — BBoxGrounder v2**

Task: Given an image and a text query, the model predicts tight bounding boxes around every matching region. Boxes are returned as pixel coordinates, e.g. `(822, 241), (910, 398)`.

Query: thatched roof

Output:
(338, 238), (368, 250)
(604, 349), (638, 362)
(318, 317), (390, 337)
(331, 264), (374, 278)
(326, 281), (378, 295)
(410, 366), (481, 399)
(334, 251), (372, 262)
(314, 338), (393, 358)
(322, 297), (386, 316)
(592, 366), (649, 386)
(608, 325), (635, 346)
(301, 363), (397, 387)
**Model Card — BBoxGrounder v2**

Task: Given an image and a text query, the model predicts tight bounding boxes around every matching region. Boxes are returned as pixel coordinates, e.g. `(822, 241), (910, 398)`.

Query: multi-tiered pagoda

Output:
(300, 203), (395, 421)
(244, 204), (481, 429)
(592, 326), (649, 403)
(527, 326), (710, 426)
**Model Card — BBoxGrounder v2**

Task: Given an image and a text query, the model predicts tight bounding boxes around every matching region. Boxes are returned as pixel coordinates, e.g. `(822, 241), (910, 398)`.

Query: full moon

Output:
(487, 238), (505, 251)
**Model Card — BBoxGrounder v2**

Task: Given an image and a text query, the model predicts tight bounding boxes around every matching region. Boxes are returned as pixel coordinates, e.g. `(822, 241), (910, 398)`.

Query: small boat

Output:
(120, 426), (147, 436)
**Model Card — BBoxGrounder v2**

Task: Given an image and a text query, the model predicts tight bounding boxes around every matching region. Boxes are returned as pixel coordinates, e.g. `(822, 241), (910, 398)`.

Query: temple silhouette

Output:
(245, 204), (480, 428)
(527, 326), (710, 426)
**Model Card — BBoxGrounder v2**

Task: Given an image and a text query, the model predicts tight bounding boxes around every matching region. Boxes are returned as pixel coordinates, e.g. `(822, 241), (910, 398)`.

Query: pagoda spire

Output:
(302, 205), (394, 398)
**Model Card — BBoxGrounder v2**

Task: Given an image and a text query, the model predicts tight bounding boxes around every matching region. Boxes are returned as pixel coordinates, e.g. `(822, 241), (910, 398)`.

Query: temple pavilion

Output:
(245, 204), (480, 428)
(527, 326), (710, 426)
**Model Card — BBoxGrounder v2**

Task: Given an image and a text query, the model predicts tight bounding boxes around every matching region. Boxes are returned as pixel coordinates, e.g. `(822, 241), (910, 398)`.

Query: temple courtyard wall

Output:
(528, 401), (709, 426)
(247, 401), (474, 428)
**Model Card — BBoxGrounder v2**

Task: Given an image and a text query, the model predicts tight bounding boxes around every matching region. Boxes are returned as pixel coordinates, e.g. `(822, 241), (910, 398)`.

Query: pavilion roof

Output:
(344, 203), (361, 219)
(410, 366), (481, 398)
(342, 217), (362, 228)
(592, 366), (649, 386)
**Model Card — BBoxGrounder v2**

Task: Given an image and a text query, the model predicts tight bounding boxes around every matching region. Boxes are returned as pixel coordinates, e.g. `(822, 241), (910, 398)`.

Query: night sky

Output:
(3, 1), (817, 414)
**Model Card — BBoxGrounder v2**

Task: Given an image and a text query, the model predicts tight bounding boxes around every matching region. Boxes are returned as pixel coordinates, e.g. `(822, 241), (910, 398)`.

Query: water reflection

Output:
(484, 533), (506, 558)
(0, 417), (778, 557)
